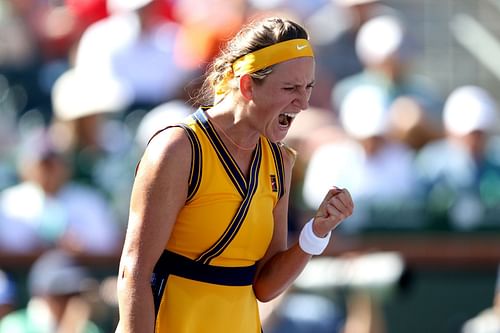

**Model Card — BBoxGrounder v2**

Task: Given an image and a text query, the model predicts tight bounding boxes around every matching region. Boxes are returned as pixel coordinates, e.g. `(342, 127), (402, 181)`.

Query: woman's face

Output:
(249, 56), (315, 142)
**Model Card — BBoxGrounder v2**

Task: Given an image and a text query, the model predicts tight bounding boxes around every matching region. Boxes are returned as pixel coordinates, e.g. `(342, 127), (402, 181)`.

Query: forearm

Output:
(253, 242), (311, 302)
(116, 275), (156, 333)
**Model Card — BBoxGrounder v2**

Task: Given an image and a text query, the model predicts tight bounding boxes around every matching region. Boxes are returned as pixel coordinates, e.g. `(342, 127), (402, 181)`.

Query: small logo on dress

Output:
(270, 175), (278, 192)
(296, 44), (308, 51)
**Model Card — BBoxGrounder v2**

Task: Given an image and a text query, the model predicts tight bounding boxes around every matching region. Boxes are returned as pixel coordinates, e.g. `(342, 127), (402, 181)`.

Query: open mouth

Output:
(278, 112), (296, 128)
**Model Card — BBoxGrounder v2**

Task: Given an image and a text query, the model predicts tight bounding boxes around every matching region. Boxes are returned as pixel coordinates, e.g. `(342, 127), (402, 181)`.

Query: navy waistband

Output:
(152, 250), (257, 286)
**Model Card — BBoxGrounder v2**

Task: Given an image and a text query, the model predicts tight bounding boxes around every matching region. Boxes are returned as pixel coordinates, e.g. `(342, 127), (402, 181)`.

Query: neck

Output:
(206, 103), (259, 151)
(210, 117), (257, 151)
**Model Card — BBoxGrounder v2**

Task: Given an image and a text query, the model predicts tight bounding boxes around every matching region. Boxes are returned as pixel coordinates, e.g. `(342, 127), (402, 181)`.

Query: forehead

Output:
(269, 57), (315, 83)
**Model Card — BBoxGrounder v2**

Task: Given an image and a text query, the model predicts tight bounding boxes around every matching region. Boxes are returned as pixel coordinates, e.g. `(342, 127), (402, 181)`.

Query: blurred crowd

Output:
(1, 0), (500, 332)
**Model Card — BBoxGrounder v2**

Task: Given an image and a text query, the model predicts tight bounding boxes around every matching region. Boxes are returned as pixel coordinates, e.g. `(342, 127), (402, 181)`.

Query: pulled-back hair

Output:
(194, 17), (309, 106)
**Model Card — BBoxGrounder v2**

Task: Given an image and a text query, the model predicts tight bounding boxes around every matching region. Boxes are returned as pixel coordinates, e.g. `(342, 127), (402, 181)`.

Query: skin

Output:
(115, 56), (354, 332)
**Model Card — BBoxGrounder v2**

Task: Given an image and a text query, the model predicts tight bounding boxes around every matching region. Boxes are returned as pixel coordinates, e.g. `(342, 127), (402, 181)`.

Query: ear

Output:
(238, 74), (253, 101)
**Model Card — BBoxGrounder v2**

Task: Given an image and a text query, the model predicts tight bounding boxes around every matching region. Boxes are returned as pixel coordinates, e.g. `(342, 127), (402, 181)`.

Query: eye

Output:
(306, 82), (315, 89)
(283, 86), (295, 91)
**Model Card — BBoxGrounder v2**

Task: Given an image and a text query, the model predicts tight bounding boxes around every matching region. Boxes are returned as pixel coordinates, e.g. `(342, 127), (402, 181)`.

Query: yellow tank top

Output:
(152, 108), (285, 333)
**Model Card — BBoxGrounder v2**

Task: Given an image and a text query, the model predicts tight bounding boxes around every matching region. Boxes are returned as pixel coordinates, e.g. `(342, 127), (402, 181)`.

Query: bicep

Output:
(121, 127), (192, 277)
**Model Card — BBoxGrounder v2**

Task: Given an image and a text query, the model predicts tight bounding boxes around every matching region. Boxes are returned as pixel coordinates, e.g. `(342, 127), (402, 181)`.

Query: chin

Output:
(263, 124), (289, 143)
(269, 132), (288, 143)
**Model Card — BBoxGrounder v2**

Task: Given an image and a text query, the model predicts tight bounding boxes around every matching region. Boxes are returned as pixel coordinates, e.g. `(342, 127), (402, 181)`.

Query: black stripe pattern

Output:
(178, 124), (202, 202)
(151, 250), (257, 316)
(193, 109), (251, 197)
(193, 109), (263, 264)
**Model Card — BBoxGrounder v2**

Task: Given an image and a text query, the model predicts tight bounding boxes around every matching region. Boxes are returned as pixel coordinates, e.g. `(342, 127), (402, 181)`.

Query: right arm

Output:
(115, 127), (192, 333)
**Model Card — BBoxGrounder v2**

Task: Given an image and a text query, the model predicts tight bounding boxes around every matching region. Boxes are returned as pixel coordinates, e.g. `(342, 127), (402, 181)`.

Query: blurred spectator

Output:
(0, 1), (38, 71)
(51, 68), (136, 222)
(65, 0), (109, 30)
(0, 270), (16, 320)
(247, 0), (324, 17)
(331, 14), (443, 148)
(303, 85), (423, 232)
(415, 86), (500, 231)
(308, 0), (393, 108)
(74, 0), (198, 111)
(0, 249), (102, 333)
(0, 75), (20, 191)
(387, 95), (443, 151)
(0, 0), (48, 117)
(171, 0), (246, 72)
(0, 0), (91, 119)
(0, 127), (121, 255)
(27, 3), (81, 62)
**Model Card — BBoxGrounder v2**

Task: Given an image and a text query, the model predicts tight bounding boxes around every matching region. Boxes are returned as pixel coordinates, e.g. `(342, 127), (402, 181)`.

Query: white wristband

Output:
(299, 219), (331, 255)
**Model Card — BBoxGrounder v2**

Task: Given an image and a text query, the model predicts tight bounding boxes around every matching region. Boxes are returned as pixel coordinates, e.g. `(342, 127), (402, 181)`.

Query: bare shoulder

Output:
(131, 125), (192, 216)
(136, 127), (191, 185)
(278, 142), (297, 173)
(139, 126), (192, 173)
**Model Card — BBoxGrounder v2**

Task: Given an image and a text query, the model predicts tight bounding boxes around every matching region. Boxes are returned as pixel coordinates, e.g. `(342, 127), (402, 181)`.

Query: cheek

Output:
(260, 98), (288, 120)
(254, 92), (276, 110)
(253, 86), (292, 117)
(266, 90), (293, 108)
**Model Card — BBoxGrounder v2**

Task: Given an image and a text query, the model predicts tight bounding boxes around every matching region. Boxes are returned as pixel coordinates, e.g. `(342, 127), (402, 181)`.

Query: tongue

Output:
(279, 114), (289, 126)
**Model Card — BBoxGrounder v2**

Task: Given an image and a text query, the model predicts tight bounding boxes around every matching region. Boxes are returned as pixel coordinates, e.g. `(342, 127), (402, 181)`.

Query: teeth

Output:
(279, 113), (297, 127)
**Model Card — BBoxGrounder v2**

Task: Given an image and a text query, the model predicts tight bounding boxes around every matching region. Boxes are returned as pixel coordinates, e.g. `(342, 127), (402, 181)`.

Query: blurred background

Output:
(1, 0), (500, 332)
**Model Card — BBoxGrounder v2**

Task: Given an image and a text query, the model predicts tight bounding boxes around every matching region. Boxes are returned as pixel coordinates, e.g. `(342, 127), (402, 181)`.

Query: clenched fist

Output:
(313, 187), (354, 237)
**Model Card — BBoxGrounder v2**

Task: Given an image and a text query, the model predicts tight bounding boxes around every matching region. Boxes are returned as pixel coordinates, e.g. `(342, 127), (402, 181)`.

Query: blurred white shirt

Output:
(0, 181), (121, 254)
(302, 139), (420, 232)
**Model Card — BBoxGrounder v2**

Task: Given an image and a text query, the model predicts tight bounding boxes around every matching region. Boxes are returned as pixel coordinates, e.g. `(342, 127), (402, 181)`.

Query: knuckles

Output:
(320, 187), (355, 226)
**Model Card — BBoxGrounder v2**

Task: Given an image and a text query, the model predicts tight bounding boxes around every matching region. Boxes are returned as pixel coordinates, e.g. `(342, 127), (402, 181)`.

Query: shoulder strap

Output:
(137, 123), (202, 202)
(177, 124), (202, 202)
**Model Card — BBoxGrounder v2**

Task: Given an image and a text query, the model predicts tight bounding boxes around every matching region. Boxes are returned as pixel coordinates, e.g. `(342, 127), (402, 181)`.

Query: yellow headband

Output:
(232, 38), (314, 76)
(214, 38), (314, 99)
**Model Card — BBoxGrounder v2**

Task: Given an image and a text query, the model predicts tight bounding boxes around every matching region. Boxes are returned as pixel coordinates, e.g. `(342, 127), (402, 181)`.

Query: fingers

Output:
(317, 187), (343, 214)
(326, 199), (348, 218)
(312, 187), (354, 236)
(323, 188), (353, 211)
(329, 189), (353, 213)
(325, 186), (343, 199)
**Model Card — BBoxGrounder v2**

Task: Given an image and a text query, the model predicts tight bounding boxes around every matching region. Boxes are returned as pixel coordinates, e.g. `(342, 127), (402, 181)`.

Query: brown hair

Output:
(194, 17), (309, 106)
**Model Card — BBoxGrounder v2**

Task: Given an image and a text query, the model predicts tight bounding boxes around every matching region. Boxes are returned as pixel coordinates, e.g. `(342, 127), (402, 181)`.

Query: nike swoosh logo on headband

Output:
(296, 44), (308, 50)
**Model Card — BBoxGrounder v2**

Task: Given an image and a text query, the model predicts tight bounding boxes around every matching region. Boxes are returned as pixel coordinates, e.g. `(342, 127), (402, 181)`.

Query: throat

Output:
(211, 120), (257, 151)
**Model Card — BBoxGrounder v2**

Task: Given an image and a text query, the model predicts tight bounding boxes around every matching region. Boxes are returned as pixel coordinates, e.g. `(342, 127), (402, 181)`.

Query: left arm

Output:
(253, 146), (353, 302)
